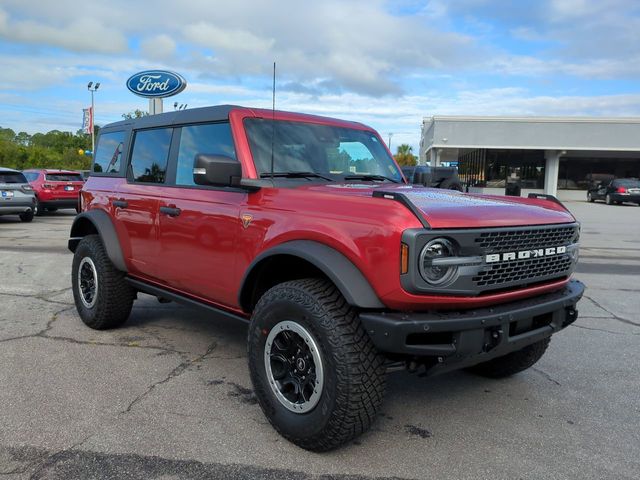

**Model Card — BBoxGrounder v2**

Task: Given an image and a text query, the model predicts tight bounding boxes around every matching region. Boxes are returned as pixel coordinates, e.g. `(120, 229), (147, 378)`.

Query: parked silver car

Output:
(0, 167), (36, 222)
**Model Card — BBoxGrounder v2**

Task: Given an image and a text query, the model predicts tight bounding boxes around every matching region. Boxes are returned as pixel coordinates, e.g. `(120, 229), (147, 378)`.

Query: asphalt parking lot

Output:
(1, 201), (639, 480)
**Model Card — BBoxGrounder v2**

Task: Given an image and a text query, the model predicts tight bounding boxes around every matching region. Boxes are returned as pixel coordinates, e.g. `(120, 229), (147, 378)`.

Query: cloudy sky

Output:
(1, 0), (639, 150)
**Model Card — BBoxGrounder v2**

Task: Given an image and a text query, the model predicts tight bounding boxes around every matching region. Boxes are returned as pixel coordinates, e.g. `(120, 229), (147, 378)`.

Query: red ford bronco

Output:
(68, 106), (584, 451)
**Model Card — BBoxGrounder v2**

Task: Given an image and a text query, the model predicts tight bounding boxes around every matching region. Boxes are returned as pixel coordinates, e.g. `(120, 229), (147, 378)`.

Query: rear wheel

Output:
(248, 278), (386, 451)
(19, 210), (33, 223)
(466, 338), (550, 378)
(440, 178), (464, 191)
(605, 194), (613, 205)
(19, 210), (34, 222)
(71, 234), (135, 330)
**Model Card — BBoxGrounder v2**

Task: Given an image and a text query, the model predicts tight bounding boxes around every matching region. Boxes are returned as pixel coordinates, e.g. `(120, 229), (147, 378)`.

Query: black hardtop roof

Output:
(100, 104), (369, 133)
(101, 104), (240, 132)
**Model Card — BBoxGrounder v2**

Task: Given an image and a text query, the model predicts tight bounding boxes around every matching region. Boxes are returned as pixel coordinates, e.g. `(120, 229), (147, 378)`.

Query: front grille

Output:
(473, 255), (573, 287)
(472, 224), (578, 289)
(475, 225), (577, 252)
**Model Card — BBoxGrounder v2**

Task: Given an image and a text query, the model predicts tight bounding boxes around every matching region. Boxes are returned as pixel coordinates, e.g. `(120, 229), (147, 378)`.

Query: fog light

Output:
(419, 238), (458, 286)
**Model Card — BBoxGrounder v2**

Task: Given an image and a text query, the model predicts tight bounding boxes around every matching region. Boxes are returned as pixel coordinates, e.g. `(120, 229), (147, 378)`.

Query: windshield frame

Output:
(240, 115), (405, 184)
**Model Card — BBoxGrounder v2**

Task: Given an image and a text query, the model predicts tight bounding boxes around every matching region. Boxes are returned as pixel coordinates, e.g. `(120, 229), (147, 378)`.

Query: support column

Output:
(544, 150), (560, 196)
(149, 98), (163, 115)
(429, 148), (441, 167)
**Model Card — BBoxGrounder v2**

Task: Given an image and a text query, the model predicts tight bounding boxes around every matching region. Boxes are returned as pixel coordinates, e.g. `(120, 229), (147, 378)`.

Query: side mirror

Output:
(193, 154), (242, 187)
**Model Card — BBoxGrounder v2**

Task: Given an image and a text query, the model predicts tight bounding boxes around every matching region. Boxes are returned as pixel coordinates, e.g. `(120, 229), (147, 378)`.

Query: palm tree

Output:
(394, 144), (416, 166)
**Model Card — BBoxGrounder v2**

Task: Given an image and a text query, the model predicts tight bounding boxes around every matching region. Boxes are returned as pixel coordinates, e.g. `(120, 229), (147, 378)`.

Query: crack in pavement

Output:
(0, 287), (73, 307)
(120, 341), (219, 415)
(571, 323), (640, 336)
(583, 295), (640, 327)
(531, 367), (562, 386)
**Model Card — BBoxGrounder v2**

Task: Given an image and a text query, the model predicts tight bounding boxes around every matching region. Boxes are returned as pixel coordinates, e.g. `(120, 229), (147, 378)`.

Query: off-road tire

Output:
(71, 234), (134, 330)
(19, 210), (34, 222)
(466, 337), (551, 378)
(248, 278), (386, 451)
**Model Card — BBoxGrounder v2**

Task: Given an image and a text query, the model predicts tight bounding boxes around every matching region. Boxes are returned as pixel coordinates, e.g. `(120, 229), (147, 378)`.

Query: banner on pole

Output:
(82, 107), (93, 134)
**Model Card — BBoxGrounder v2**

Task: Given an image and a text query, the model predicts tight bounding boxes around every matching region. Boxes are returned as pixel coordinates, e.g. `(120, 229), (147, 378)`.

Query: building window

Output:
(458, 149), (545, 189)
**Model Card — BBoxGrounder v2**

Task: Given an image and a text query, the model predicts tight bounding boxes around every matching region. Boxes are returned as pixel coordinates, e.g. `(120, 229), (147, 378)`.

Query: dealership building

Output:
(419, 116), (640, 200)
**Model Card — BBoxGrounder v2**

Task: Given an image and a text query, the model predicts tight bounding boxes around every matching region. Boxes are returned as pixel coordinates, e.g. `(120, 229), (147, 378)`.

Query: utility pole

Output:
(87, 82), (100, 155)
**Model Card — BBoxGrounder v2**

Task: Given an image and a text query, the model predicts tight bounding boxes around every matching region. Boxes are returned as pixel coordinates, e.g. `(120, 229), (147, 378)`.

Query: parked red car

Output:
(23, 169), (84, 215)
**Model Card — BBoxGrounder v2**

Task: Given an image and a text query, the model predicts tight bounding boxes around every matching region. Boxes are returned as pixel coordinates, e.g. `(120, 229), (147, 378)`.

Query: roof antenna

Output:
(270, 61), (276, 183)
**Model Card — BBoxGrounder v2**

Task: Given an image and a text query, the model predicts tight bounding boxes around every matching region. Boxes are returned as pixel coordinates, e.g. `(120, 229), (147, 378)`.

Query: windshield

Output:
(244, 119), (403, 182)
(0, 172), (27, 184)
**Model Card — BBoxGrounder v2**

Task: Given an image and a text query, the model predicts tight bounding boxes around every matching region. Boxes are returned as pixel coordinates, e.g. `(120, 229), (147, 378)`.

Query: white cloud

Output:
(140, 34), (177, 61)
(0, 8), (127, 54)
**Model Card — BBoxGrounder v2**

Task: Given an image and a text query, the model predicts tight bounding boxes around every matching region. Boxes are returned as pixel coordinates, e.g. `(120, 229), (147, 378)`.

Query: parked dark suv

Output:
(587, 178), (640, 205)
(68, 105), (584, 451)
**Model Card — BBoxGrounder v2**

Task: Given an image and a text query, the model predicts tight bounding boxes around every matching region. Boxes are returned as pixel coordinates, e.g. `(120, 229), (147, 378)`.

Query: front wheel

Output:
(248, 278), (386, 451)
(466, 337), (550, 378)
(71, 234), (135, 330)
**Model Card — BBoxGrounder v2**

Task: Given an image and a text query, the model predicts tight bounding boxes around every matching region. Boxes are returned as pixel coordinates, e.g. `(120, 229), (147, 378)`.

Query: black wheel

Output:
(34, 197), (42, 216)
(605, 194), (612, 205)
(248, 278), (386, 451)
(71, 234), (135, 330)
(587, 192), (594, 202)
(19, 210), (34, 222)
(466, 338), (550, 378)
(440, 178), (464, 191)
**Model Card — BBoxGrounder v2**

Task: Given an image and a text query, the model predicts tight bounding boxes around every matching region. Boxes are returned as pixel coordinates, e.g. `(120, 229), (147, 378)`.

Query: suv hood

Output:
(305, 184), (576, 228)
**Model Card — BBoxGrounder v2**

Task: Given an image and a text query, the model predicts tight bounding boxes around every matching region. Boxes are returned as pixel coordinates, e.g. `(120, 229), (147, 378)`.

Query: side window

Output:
(93, 131), (125, 173)
(175, 123), (236, 186)
(130, 128), (173, 183)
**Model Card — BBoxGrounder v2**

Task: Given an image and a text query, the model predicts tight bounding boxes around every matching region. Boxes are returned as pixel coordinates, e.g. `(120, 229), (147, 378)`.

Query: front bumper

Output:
(360, 279), (585, 374)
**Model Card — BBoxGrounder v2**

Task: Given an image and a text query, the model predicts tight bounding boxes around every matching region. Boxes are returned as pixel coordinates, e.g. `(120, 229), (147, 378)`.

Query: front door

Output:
(157, 122), (243, 307)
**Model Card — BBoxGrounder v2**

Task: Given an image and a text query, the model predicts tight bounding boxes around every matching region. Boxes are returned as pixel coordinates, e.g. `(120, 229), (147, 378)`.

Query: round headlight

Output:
(419, 238), (458, 286)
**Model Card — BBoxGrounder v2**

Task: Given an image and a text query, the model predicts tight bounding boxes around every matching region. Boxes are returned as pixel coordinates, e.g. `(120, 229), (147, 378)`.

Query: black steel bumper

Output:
(360, 280), (585, 374)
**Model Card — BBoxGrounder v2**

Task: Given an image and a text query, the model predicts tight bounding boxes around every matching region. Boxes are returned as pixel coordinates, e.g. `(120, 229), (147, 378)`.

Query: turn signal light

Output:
(43, 183), (54, 190)
(400, 243), (409, 274)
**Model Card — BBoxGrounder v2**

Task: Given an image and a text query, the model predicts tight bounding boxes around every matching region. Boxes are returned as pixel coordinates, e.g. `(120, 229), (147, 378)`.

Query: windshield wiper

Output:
(260, 171), (334, 181)
(343, 174), (399, 183)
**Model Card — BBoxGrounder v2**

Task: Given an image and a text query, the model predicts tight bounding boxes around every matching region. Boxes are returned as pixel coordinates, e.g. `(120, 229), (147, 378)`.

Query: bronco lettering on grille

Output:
(485, 246), (567, 263)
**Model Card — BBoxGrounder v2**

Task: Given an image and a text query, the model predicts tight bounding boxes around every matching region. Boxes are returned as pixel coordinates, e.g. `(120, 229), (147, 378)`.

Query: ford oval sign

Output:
(126, 70), (187, 98)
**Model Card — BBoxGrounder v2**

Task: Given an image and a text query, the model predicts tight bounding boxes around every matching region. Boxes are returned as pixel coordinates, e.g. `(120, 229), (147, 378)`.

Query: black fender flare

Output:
(239, 240), (384, 310)
(68, 209), (127, 272)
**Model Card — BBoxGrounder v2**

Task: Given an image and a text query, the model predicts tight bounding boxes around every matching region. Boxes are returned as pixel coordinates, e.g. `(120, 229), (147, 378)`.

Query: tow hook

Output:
(483, 328), (502, 352)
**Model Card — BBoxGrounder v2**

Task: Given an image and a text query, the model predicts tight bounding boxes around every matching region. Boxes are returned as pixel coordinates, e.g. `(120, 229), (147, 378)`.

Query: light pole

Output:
(87, 82), (100, 155)
(388, 132), (393, 152)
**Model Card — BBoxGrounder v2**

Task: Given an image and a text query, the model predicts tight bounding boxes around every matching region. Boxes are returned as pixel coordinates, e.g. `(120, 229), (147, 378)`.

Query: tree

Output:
(394, 144), (417, 167)
(122, 109), (149, 120)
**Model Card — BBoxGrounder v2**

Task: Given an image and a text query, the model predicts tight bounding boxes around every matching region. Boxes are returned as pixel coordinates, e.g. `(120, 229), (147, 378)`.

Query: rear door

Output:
(114, 127), (174, 280)
(157, 122), (243, 306)
(44, 172), (84, 197)
(0, 171), (33, 207)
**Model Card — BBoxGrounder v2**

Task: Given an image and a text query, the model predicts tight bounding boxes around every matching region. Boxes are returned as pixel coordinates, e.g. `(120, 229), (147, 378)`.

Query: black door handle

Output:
(160, 206), (181, 217)
(113, 199), (128, 208)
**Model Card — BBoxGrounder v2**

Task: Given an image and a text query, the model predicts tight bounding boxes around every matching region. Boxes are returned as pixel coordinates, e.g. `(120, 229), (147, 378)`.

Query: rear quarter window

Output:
(129, 128), (173, 184)
(93, 131), (126, 174)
